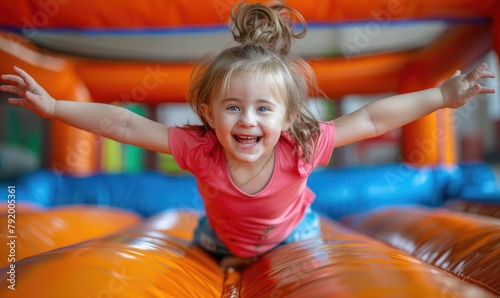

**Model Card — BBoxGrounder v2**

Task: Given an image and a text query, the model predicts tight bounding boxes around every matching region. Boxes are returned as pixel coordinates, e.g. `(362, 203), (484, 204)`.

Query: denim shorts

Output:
(192, 206), (320, 258)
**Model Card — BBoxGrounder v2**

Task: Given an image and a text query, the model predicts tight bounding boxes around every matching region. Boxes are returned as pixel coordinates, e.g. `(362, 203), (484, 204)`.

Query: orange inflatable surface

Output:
(0, 206), (498, 297)
(343, 207), (500, 296)
(0, 205), (141, 268)
(444, 199), (500, 219)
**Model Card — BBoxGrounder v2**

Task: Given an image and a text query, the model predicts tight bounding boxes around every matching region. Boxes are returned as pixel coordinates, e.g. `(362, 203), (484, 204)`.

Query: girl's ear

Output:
(282, 113), (297, 132)
(200, 103), (215, 128)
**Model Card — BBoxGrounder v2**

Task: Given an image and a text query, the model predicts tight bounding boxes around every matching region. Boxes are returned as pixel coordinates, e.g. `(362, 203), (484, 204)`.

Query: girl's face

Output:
(201, 74), (290, 164)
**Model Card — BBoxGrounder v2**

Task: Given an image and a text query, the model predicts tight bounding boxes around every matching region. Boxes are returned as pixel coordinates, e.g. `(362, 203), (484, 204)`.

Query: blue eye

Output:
(227, 106), (239, 111)
(258, 107), (270, 112)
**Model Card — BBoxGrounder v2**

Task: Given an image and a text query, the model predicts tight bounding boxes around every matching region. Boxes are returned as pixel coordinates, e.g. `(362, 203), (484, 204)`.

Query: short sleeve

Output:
(168, 126), (217, 173)
(294, 121), (336, 176)
(314, 121), (336, 167)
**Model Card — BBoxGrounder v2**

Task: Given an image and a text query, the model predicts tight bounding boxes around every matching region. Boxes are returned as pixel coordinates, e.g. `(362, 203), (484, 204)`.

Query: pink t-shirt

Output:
(169, 122), (335, 257)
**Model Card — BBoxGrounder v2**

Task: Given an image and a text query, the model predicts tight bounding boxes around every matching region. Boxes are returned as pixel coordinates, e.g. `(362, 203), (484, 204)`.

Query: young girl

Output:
(1, 2), (495, 270)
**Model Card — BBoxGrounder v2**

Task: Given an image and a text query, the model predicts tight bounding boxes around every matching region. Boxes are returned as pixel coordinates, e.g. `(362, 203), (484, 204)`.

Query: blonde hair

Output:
(188, 1), (322, 162)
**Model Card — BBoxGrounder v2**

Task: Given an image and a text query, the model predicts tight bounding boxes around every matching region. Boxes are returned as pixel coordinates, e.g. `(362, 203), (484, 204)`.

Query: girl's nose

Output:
(238, 110), (257, 127)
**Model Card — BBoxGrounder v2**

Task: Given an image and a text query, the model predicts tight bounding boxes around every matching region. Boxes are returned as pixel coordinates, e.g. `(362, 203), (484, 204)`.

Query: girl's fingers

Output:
(463, 84), (482, 99)
(465, 63), (487, 83)
(7, 98), (27, 107)
(466, 84), (497, 96)
(480, 71), (496, 79)
(13, 66), (39, 89)
(479, 85), (496, 94)
(0, 74), (26, 88)
(0, 84), (24, 97)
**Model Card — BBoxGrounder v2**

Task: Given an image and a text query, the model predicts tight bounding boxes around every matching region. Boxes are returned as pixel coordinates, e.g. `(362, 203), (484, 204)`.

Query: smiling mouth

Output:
(234, 135), (261, 146)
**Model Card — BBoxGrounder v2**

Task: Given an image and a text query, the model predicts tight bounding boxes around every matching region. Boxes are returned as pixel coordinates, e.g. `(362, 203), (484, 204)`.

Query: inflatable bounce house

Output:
(1, 0), (500, 297)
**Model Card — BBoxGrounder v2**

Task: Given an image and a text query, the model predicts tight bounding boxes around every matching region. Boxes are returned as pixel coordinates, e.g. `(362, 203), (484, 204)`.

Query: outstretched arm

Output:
(333, 63), (496, 148)
(1, 66), (172, 154)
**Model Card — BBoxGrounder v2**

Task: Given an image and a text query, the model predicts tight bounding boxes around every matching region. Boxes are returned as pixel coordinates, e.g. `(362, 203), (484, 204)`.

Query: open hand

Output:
(0, 66), (56, 118)
(440, 63), (496, 109)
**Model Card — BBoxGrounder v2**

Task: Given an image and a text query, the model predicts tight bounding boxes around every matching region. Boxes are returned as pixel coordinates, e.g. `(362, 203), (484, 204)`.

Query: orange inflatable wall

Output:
(0, 0), (494, 28)
(0, 32), (97, 174)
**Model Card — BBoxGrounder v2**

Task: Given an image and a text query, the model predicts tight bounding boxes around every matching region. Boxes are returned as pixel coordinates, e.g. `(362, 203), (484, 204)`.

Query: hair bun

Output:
(230, 1), (307, 56)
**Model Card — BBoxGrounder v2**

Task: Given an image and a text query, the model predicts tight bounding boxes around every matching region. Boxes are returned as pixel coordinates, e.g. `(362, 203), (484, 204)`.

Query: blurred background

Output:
(0, 0), (499, 182)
